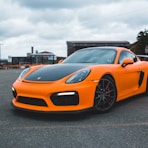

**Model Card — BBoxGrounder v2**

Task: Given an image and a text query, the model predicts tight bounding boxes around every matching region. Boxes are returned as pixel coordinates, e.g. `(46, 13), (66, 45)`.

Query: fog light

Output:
(57, 92), (76, 96)
(51, 91), (79, 106)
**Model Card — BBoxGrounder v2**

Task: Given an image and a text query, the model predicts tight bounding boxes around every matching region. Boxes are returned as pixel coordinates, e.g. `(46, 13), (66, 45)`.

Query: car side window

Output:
(118, 51), (138, 64)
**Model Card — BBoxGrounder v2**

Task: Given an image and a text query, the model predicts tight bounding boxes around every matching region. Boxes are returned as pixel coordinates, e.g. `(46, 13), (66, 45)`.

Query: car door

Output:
(117, 51), (141, 98)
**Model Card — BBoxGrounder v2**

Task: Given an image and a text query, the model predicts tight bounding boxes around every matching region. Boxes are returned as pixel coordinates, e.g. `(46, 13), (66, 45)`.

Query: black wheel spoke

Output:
(106, 89), (115, 94)
(94, 76), (117, 112)
(105, 81), (110, 90)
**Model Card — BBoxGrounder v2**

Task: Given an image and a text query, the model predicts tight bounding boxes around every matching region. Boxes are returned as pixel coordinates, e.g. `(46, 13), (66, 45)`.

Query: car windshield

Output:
(63, 47), (116, 64)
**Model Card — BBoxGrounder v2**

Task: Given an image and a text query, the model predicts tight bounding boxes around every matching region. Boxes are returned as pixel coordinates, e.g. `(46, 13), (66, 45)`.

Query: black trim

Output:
(11, 102), (93, 114)
(138, 71), (144, 87)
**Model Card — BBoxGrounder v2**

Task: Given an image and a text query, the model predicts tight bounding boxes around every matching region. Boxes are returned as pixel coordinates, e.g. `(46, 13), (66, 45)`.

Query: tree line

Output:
(131, 29), (148, 54)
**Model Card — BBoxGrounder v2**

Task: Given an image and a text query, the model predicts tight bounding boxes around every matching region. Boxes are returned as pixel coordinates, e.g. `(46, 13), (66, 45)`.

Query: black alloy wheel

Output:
(94, 76), (117, 113)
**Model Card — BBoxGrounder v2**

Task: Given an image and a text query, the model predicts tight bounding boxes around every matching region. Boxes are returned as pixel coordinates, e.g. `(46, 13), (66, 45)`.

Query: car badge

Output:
(37, 77), (41, 80)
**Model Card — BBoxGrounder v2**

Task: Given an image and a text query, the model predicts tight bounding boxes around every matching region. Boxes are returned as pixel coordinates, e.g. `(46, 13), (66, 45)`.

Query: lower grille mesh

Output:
(17, 96), (47, 106)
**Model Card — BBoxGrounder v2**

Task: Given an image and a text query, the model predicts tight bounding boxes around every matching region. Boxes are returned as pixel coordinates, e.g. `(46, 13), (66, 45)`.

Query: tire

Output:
(94, 75), (117, 113)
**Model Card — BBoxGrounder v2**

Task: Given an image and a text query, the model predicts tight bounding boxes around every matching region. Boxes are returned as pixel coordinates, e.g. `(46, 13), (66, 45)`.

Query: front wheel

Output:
(94, 76), (117, 113)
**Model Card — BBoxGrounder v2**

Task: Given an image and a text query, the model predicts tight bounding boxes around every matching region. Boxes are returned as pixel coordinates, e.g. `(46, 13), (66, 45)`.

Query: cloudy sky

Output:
(0, 0), (148, 59)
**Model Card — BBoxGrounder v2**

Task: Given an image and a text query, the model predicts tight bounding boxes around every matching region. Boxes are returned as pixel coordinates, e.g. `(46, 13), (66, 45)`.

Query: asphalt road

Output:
(0, 69), (148, 148)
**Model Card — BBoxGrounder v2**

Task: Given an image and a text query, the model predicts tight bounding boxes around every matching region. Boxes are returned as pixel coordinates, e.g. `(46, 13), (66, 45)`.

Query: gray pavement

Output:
(0, 69), (148, 148)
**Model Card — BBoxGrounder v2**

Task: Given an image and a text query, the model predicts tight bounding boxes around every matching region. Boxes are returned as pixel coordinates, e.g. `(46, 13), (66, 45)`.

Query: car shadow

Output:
(115, 94), (145, 108)
(11, 107), (93, 121)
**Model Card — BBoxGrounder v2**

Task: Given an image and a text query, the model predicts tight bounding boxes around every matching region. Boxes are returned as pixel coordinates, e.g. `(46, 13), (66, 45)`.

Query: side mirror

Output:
(121, 58), (134, 67)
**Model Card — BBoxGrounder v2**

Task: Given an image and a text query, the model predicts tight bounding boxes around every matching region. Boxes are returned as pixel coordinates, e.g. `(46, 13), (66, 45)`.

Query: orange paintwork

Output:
(12, 47), (148, 112)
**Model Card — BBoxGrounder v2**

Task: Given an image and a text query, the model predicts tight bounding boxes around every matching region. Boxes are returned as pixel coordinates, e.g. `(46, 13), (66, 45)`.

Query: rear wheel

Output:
(94, 76), (117, 113)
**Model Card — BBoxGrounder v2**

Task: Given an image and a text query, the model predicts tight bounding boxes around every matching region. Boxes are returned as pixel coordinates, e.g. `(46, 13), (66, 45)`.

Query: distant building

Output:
(11, 51), (57, 65)
(67, 41), (130, 56)
(27, 51), (57, 64)
(0, 59), (8, 66)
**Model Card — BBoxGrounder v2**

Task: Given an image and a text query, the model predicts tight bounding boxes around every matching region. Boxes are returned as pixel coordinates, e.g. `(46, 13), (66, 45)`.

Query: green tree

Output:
(137, 30), (148, 43)
(131, 29), (148, 54)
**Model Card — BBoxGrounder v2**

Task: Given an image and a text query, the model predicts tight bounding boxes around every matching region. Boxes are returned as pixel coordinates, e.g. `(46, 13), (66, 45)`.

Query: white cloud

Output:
(0, 0), (148, 59)
(11, 0), (99, 9)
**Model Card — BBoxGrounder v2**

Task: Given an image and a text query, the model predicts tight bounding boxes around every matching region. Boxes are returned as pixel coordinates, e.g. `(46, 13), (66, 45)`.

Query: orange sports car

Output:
(12, 46), (148, 113)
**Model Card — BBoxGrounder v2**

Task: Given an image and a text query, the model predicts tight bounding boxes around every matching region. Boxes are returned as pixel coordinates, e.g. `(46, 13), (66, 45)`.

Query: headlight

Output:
(18, 67), (30, 80)
(66, 68), (90, 83)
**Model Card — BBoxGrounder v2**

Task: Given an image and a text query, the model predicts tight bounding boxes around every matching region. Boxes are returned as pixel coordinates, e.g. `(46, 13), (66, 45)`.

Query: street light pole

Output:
(0, 43), (3, 66)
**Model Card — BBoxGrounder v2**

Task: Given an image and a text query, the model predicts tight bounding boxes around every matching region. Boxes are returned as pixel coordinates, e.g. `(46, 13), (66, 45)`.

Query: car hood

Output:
(25, 64), (88, 81)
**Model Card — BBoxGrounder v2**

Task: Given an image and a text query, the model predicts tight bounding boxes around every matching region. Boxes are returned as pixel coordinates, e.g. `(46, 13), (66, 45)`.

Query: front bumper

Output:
(12, 80), (97, 112)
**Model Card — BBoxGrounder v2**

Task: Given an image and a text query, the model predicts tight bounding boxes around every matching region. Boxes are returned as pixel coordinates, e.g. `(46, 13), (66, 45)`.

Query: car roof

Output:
(78, 46), (129, 51)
